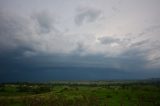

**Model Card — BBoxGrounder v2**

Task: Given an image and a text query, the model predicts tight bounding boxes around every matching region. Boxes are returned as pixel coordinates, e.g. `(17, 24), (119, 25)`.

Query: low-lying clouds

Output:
(0, 0), (160, 81)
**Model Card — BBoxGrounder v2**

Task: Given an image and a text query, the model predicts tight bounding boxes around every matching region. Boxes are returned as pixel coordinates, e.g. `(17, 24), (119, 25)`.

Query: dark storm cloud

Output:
(0, 0), (160, 82)
(1, 50), (159, 82)
(0, 52), (132, 71)
(0, 10), (159, 73)
(75, 7), (101, 26)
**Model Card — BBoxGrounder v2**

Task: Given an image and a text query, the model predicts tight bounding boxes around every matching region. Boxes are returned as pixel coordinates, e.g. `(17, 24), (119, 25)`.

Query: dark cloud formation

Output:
(0, 0), (160, 82)
(0, 9), (159, 82)
(75, 7), (101, 26)
(1, 52), (159, 82)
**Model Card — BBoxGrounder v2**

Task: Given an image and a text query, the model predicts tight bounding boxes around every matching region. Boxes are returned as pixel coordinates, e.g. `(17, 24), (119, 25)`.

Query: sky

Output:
(0, 0), (160, 82)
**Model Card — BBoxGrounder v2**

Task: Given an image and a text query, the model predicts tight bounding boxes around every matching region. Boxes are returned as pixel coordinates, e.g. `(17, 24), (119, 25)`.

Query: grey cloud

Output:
(0, 12), (32, 52)
(98, 36), (120, 44)
(130, 39), (149, 47)
(0, 11), (59, 55)
(97, 34), (159, 70)
(2, 50), (157, 82)
(73, 41), (91, 56)
(31, 11), (57, 34)
(119, 48), (149, 70)
(134, 25), (160, 68)
(0, 10), (85, 56)
(139, 25), (160, 36)
(75, 7), (101, 26)
(0, 0), (159, 82)
(74, 42), (85, 54)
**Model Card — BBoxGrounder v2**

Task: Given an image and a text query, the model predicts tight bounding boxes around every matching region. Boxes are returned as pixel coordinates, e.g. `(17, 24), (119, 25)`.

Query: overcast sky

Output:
(0, 0), (160, 82)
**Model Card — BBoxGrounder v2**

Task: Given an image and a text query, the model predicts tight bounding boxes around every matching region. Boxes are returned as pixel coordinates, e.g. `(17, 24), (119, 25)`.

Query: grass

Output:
(0, 81), (160, 106)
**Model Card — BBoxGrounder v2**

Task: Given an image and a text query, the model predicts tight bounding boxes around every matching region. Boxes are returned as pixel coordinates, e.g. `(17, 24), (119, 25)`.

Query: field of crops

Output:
(0, 81), (160, 106)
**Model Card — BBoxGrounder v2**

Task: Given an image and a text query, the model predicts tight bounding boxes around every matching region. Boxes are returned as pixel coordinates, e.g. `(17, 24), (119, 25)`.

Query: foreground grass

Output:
(0, 82), (160, 106)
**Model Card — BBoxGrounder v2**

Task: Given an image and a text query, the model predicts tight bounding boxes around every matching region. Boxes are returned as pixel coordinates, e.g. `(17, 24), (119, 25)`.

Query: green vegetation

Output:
(0, 81), (160, 106)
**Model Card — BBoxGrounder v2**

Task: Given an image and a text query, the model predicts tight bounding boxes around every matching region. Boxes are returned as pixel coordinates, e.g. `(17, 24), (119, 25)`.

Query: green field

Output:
(0, 81), (160, 106)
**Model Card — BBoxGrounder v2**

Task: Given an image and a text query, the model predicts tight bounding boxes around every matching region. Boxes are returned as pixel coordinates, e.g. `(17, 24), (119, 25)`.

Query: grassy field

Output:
(0, 81), (160, 106)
